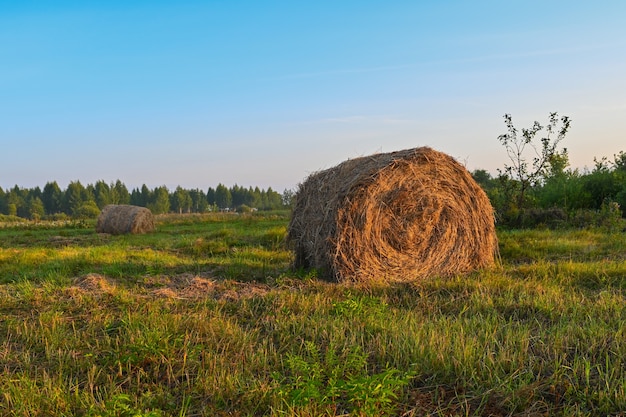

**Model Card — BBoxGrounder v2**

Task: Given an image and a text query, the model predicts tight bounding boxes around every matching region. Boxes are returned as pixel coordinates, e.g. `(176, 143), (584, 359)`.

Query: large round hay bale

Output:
(95, 204), (155, 235)
(287, 147), (498, 282)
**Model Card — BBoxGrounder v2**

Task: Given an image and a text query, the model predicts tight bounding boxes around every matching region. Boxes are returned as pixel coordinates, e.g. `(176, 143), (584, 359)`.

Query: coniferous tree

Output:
(94, 180), (112, 209)
(129, 188), (142, 206)
(189, 189), (208, 212)
(83, 183), (96, 203)
(141, 184), (152, 207)
(244, 187), (255, 207)
(30, 186), (42, 201)
(172, 186), (192, 214)
(8, 186), (27, 217)
(265, 187), (283, 210)
(215, 183), (231, 209)
(64, 181), (86, 216)
(149, 186), (170, 214)
(0, 187), (7, 214)
(233, 186), (244, 208)
(206, 187), (216, 206)
(113, 180), (130, 204)
(42, 181), (63, 214)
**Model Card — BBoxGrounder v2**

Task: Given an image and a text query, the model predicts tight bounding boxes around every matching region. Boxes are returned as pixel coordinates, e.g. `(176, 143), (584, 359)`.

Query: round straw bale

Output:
(95, 204), (155, 235)
(287, 147), (498, 282)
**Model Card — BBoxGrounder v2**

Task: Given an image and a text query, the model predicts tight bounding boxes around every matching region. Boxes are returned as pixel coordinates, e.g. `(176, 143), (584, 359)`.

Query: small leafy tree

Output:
(281, 188), (296, 208)
(149, 186), (170, 214)
(7, 186), (28, 218)
(172, 186), (192, 214)
(28, 197), (45, 221)
(497, 112), (571, 223)
(263, 187), (283, 210)
(75, 200), (101, 219)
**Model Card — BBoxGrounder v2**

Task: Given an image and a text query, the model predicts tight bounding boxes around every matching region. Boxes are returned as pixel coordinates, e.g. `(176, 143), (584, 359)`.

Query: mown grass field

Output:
(1, 212), (625, 416)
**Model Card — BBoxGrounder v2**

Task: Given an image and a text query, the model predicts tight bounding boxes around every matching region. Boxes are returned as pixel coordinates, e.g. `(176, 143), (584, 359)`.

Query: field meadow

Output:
(1, 212), (625, 416)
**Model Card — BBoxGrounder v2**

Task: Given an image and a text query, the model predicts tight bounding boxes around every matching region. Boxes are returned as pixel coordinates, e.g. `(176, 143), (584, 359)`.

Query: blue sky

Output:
(1, 1), (625, 192)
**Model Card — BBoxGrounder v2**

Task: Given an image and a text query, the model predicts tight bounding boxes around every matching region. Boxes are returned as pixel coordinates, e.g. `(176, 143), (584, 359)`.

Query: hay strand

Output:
(95, 204), (155, 235)
(287, 147), (498, 282)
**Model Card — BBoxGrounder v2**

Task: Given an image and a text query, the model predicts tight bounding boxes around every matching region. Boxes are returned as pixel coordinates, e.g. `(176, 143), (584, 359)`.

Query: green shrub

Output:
(237, 204), (252, 213)
(519, 207), (567, 229)
(570, 200), (623, 231)
(0, 214), (26, 223)
(75, 201), (101, 219)
(43, 213), (69, 221)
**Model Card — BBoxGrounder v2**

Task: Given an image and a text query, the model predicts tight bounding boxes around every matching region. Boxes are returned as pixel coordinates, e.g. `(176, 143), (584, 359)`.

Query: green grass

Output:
(1, 212), (625, 416)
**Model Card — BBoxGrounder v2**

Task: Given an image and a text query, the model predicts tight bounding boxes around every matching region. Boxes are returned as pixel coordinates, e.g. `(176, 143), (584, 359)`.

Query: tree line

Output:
(0, 181), (292, 220)
(2, 113), (624, 227)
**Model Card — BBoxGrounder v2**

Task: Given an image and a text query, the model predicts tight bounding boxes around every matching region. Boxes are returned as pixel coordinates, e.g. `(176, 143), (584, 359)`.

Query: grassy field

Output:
(1, 212), (625, 416)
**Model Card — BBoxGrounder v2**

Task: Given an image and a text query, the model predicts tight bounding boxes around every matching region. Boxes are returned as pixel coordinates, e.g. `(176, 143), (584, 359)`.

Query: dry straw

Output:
(95, 204), (155, 235)
(287, 147), (498, 282)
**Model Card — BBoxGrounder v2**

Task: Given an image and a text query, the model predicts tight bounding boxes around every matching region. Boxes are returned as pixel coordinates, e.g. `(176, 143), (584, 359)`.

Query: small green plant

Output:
(330, 295), (389, 321)
(273, 341), (413, 415)
(598, 200), (623, 231)
(86, 394), (163, 417)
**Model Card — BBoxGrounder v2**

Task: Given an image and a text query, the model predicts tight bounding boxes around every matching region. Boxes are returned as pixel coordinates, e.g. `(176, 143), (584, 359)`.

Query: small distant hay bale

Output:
(287, 147), (498, 283)
(95, 204), (155, 235)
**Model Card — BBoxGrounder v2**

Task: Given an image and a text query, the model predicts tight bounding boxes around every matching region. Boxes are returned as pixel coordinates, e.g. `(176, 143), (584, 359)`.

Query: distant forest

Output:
(0, 181), (293, 220)
(1, 149), (625, 228)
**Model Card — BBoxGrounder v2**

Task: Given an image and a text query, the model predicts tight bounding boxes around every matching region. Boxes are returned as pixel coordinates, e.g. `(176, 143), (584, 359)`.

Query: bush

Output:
(568, 209), (597, 229)
(0, 214), (26, 223)
(598, 200), (623, 231)
(519, 208), (567, 229)
(569, 201), (623, 231)
(43, 213), (69, 221)
(75, 201), (101, 219)
(236, 204), (252, 214)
